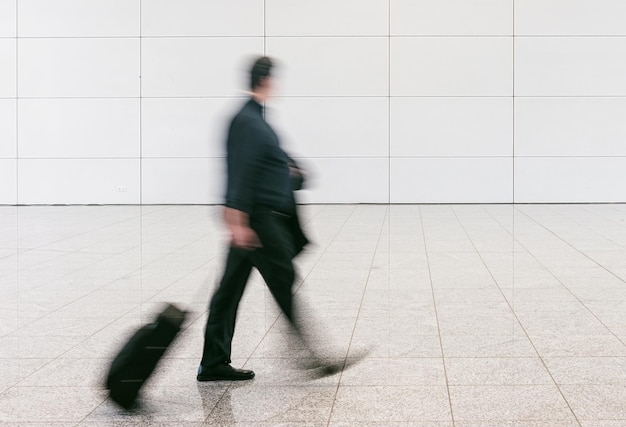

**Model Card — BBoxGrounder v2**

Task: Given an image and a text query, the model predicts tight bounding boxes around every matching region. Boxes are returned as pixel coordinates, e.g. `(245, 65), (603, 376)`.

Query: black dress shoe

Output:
(197, 363), (255, 381)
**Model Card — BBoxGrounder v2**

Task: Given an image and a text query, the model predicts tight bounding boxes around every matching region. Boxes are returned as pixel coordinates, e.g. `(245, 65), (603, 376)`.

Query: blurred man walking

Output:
(198, 56), (317, 381)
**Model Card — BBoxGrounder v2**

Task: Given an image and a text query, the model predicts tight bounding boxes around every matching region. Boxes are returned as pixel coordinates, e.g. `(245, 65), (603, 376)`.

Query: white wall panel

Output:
(18, 99), (140, 158)
(516, 97), (626, 157)
(18, 0), (139, 37)
(299, 158), (389, 203)
(141, 158), (224, 204)
(391, 0), (512, 36)
(142, 0), (262, 36)
(266, 37), (388, 96)
(0, 39), (16, 97)
(391, 37), (512, 96)
(7, 0), (626, 204)
(18, 159), (140, 204)
(142, 98), (243, 158)
(141, 38), (263, 97)
(390, 97), (512, 157)
(390, 158), (513, 203)
(515, 157), (626, 203)
(0, 159), (16, 205)
(0, 0), (16, 37)
(516, 38), (626, 96)
(515, 0), (626, 36)
(18, 39), (139, 98)
(266, 0), (388, 36)
(0, 99), (16, 158)
(268, 97), (388, 157)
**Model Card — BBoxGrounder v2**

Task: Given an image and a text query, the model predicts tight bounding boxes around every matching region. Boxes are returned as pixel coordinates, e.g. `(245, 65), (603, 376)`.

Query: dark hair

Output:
(249, 56), (273, 90)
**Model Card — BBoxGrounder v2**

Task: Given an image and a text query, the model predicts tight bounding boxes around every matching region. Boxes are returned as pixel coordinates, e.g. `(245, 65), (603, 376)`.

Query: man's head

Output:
(249, 56), (274, 101)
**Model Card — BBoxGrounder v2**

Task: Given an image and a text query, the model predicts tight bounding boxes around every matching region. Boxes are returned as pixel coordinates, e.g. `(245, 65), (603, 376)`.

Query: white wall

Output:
(514, 0), (626, 203)
(0, 0), (624, 204)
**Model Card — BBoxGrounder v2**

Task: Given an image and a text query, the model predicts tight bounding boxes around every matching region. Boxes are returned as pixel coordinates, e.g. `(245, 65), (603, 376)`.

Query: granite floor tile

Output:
(580, 421), (626, 427)
(329, 422), (453, 427)
(16, 357), (109, 388)
(544, 357), (626, 385)
(434, 288), (508, 303)
(330, 385), (452, 423)
(457, 420), (578, 427)
(204, 385), (335, 424)
(0, 388), (18, 423)
(87, 385), (227, 424)
(449, 385), (577, 423)
(499, 288), (580, 303)
(509, 422), (580, 427)
(529, 334), (626, 357)
(9, 316), (110, 338)
(453, 422), (516, 427)
(0, 386), (107, 423)
(3, 204), (626, 425)
(445, 358), (552, 386)
(339, 357), (446, 386)
(204, 422), (327, 427)
(10, 422), (78, 427)
(515, 310), (612, 336)
(441, 334), (536, 358)
(0, 359), (52, 388)
(560, 385), (626, 420)
(438, 313), (521, 337)
(79, 422), (203, 427)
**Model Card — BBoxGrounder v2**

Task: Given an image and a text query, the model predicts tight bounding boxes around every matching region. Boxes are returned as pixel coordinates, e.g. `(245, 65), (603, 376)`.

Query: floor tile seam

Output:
(461, 208), (574, 382)
(108, 210), (222, 257)
(5, 306), (141, 388)
(512, 207), (626, 348)
(293, 204), (359, 297)
(18, 233), (225, 333)
(143, 250), (228, 313)
(558, 203), (626, 233)
(417, 205), (456, 426)
(6, 243), (223, 379)
(12, 207), (157, 256)
(539, 205), (626, 253)
(479, 205), (589, 426)
(585, 203), (626, 226)
(138, 231), (224, 270)
(327, 205), (389, 426)
(2, 384), (108, 425)
(0, 245), (152, 340)
(71, 383), (124, 425)
(514, 206), (626, 286)
(201, 383), (236, 424)
(8, 241), (156, 298)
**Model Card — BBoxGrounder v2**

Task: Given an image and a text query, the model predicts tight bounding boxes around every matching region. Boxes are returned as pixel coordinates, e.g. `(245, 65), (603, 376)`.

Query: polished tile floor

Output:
(1, 204), (626, 426)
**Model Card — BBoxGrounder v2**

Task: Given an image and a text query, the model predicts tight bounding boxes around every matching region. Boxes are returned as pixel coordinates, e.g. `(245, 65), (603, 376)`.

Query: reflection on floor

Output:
(1, 204), (626, 426)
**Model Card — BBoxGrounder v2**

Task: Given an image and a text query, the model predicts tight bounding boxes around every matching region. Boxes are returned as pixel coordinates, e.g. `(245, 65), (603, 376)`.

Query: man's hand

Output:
(230, 224), (262, 250)
(224, 207), (262, 250)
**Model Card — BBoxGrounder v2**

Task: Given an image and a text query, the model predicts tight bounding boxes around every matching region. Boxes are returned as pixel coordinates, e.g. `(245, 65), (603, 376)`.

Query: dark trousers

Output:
(201, 209), (301, 367)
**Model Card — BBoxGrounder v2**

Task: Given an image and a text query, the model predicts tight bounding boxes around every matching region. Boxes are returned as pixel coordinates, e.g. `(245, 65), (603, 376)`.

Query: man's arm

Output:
(224, 123), (263, 250)
(223, 207), (261, 250)
(287, 156), (306, 191)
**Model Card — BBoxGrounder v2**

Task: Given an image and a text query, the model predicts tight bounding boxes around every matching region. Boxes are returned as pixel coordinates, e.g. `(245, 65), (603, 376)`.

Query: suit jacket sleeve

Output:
(225, 123), (263, 214)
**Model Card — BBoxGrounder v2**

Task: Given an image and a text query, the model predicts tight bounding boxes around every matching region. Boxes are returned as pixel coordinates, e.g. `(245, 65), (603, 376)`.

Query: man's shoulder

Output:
(231, 101), (262, 127)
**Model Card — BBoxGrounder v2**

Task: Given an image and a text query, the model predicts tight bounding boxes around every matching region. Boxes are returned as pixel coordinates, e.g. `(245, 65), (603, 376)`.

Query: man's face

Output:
(264, 76), (275, 98)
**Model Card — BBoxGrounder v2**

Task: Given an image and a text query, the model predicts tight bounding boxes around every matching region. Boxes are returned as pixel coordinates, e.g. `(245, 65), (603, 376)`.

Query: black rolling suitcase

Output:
(105, 303), (187, 409)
